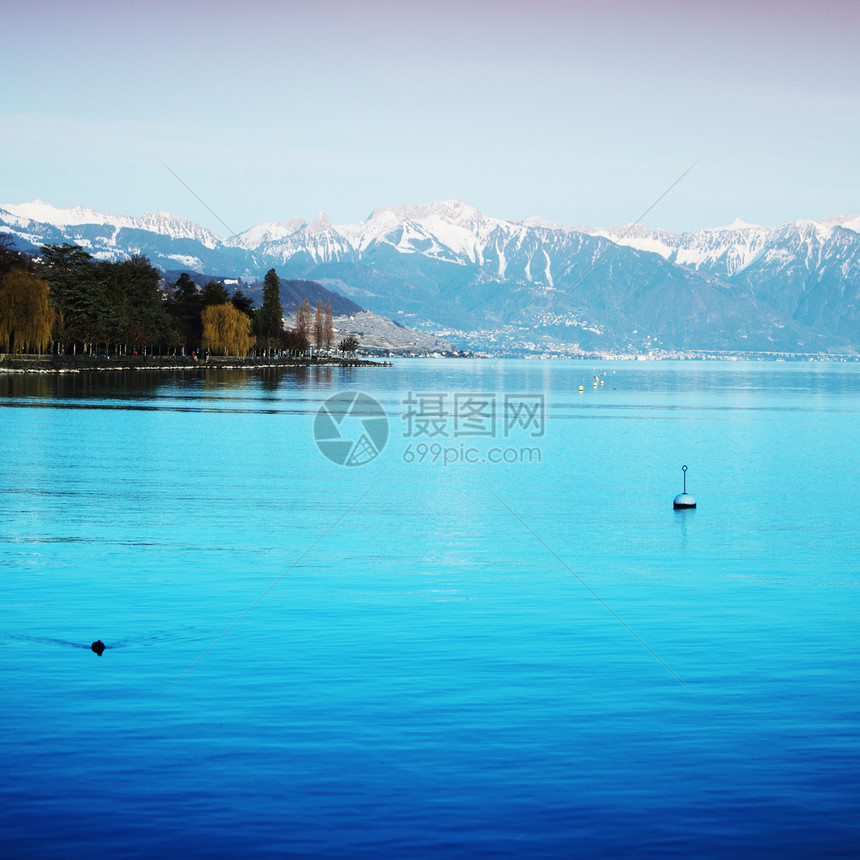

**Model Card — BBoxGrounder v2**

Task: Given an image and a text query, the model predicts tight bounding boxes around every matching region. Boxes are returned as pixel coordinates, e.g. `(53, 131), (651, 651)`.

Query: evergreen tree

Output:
(166, 272), (202, 353)
(39, 243), (99, 354)
(172, 272), (198, 303)
(255, 269), (283, 356)
(113, 256), (172, 354)
(201, 281), (229, 307)
(92, 261), (129, 353)
(231, 290), (254, 318)
(39, 243), (94, 272)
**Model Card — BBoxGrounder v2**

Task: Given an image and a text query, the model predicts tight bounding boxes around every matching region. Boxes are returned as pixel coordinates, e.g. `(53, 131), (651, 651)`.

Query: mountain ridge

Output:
(2, 198), (859, 356)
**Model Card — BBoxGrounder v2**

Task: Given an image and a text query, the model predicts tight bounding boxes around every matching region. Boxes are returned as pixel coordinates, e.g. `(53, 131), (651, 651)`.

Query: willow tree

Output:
(0, 268), (54, 354)
(201, 302), (255, 357)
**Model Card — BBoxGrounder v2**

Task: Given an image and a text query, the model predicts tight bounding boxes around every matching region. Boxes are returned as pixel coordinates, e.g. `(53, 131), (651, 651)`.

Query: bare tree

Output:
(313, 300), (324, 352)
(295, 298), (312, 354)
(324, 301), (334, 354)
(338, 335), (359, 357)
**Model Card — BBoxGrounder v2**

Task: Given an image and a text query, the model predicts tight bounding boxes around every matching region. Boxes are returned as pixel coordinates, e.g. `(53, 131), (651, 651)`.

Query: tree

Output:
(39, 243), (99, 354)
(201, 302), (255, 357)
(294, 298), (312, 354)
(338, 335), (359, 357)
(324, 301), (334, 353)
(313, 299), (324, 352)
(256, 268), (283, 355)
(231, 289), (254, 317)
(37, 247), (175, 356)
(166, 273), (202, 353)
(0, 234), (28, 276)
(112, 256), (172, 355)
(0, 268), (54, 354)
(39, 242), (94, 272)
(284, 326), (308, 354)
(171, 272), (198, 303)
(92, 261), (129, 353)
(201, 281), (229, 307)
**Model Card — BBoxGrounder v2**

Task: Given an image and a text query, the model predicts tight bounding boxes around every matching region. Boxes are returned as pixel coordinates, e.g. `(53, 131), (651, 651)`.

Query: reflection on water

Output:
(673, 506), (695, 550)
(0, 364), (364, 405)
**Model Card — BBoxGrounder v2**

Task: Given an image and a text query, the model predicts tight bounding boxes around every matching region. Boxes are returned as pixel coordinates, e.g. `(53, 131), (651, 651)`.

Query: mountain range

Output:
(3, 198), (859, 356)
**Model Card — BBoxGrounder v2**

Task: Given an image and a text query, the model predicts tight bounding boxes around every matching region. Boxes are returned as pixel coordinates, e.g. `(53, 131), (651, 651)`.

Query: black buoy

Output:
(673, 465), (697, 509)
(91, 640), (106, 656)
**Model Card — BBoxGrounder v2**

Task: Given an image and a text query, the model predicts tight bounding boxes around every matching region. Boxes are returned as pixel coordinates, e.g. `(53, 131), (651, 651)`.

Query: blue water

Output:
(1, 359), (859, 857)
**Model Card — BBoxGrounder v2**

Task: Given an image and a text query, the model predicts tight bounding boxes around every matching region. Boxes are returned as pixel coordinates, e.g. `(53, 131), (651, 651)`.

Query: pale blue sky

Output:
(3, 0), (858, 235)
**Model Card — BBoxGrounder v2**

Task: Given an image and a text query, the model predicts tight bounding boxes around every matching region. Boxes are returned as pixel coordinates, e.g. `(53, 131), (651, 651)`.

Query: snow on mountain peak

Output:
(308, 212), (333, 234)
(2, 199), (104, 228)
(519, 215), (561, 230)
(819, 214), (860, 235)
(0, 199), (221, 248)
(9, 197), (860, 290)
(705, 217), (763, 232)
(368, 199), (484, 227)
(229, 218), (308, 248)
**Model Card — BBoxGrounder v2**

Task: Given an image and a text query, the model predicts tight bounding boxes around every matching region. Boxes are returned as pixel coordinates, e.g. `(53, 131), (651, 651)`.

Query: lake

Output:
(1, 358), (859, 857)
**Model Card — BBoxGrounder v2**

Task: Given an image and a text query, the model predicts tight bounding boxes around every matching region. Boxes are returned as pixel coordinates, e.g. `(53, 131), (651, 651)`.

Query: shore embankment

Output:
(0, 354), (390, 373)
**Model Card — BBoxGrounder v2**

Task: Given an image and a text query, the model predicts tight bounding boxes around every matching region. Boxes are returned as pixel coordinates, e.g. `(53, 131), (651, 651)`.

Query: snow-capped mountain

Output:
(582, 216), (860, 345)
(583, 220), (773, 279)
(2, 199), (223, 248)
(2, 198), (859, 355)
(1, 199), (258, 275)
(226, 199), (579, 273)
(582, 215), (860, 281)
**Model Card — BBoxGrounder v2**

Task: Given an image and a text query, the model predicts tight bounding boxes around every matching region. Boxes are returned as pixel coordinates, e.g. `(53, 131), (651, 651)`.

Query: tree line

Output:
(0, 237), (355, 358)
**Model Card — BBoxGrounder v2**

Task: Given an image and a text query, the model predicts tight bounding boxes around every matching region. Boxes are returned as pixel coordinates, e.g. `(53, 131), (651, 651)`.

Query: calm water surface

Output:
(1, 359), (859, 857)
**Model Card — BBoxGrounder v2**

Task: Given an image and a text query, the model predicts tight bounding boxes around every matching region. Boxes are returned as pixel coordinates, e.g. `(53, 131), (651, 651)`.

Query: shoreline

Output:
(0, 354), (391, 373)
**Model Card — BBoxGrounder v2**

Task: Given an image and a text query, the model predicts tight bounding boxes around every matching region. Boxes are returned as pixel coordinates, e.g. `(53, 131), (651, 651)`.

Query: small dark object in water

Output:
(91, 640), (106, 656)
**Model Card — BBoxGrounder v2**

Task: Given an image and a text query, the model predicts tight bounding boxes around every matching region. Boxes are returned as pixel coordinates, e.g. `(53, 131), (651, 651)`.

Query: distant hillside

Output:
(282, 309), (456, 356)
(162, 270), (249, 290)
(161, 272), (363, 316)
(272, 278), (364, 317)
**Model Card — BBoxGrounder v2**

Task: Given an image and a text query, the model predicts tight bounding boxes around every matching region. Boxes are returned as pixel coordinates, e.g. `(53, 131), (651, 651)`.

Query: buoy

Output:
(673, 465), (696, 509)
(579, 385), (584, 392)
(91, 640), (106, 656)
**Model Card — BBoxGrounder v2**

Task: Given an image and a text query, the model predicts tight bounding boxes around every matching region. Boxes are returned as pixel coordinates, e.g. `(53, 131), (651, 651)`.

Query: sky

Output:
(2, 0), (858, 236)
